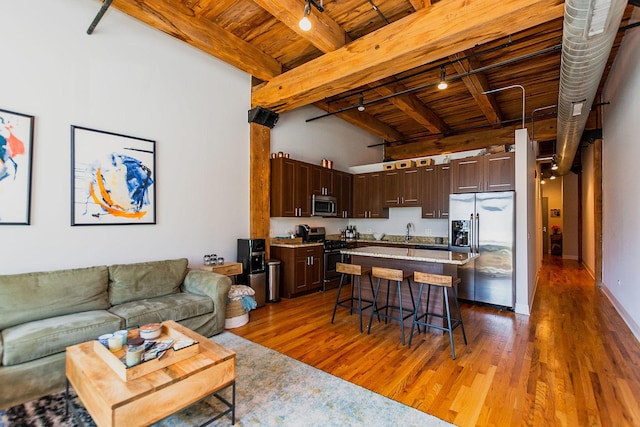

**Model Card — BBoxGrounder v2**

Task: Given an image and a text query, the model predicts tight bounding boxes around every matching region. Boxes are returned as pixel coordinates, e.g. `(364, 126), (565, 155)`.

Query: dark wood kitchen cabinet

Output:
(353, 172), (388, 218)
(271, 245), (323, 298)
(334, 170), (352, 218)
(422, 164), (450, 219)
(271, 157), (311, 217)
(383, 167), (421, 207)
(310, 165), (334, 196)
(451, 152), (514, 193)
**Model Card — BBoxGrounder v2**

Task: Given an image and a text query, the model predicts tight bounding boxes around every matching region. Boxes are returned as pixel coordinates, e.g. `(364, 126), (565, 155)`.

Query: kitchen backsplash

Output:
(270, 207), (449, 239)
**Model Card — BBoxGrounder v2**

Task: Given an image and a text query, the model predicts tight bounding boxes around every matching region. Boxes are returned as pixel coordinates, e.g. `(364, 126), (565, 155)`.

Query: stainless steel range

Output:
(323, 239), (352, 291)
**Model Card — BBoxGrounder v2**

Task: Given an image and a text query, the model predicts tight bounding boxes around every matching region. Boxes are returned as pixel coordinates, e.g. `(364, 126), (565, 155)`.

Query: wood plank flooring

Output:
(231, 256), (640, 426)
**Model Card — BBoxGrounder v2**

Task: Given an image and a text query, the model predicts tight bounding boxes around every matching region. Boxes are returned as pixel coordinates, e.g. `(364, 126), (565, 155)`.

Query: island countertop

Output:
(341, 246), (478, 265)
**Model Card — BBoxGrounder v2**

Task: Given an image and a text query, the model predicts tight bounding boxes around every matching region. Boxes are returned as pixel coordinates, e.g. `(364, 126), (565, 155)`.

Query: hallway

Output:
(232, 256), (640, 426)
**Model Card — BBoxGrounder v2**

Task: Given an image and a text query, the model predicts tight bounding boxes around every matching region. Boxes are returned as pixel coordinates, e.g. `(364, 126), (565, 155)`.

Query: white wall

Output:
(581, 143), (596, 277)
(0, 0), (251, 273)
(601, 20), (640, 339)
(515, 128), (538, 315)
(270, 106), (383, 236)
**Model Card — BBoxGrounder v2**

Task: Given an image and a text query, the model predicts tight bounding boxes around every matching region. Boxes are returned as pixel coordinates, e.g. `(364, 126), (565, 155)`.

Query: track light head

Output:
(357, 94), (365, 112)
(299, 2), (312, 31)
(437, 67), (448, 90)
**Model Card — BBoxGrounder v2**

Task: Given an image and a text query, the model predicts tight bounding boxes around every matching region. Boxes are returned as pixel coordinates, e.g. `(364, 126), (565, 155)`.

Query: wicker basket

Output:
(225, 299), (249, 329)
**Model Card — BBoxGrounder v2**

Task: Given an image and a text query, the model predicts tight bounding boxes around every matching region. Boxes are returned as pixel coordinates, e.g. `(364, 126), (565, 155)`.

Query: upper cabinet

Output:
(382, 167), (421, 207)
(451, 152), (515, 194)
(271, 157), (352, 218)
(271, 157), (311, 217)
(422, 164), (450, 219)
(335, 170), (352, 218)
(353, 172), (388, 219)
(310, 165), (334, 196)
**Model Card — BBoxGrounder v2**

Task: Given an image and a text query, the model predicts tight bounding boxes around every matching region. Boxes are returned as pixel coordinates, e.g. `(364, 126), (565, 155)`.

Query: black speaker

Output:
(248, 106), (279, 128)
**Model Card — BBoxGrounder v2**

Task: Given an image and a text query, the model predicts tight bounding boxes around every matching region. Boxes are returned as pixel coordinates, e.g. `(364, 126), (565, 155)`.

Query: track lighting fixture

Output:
(299, 1), (312, 31)
(551, 158), (558, 171)
(437, 67), (448, 90)
(357, 93), (365, 112)
(299, 0), (324, 32)
(550, 174), (556, 180)
(541, 177), (546, 185)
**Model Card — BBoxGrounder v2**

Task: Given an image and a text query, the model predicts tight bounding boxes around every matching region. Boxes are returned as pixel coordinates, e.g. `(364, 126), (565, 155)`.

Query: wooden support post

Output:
(250, 122), (271, 256)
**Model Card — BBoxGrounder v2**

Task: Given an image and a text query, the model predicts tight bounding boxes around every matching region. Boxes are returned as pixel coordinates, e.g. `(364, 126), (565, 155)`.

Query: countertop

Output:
(270, 240), (324, 248)
(341, 245), (478, 265)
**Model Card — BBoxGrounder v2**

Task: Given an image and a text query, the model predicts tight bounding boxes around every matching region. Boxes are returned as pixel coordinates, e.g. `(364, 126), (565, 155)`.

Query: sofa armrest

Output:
(182, 270), (232, 331)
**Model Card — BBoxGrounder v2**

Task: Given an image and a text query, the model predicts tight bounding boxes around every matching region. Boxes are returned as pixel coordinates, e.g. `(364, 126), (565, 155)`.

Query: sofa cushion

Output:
(108, 258), (188, 305)
(0, 266), (109, 330)
(109, 293), (214, 328)
(2, 310), (123, 366)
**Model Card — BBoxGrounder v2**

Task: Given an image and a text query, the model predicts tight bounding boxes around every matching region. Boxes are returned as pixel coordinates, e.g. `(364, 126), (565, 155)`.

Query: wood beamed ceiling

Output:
(102, 0), (635, 160)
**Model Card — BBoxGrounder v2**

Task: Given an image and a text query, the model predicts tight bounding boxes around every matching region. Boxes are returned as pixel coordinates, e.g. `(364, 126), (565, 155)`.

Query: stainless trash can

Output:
(267, 259), (281, 302)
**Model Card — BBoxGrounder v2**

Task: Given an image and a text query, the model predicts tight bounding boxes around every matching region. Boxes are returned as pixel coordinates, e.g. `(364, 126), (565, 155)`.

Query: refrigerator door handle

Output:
(475, 213), (480, 253)
(469, 213), (474, 253)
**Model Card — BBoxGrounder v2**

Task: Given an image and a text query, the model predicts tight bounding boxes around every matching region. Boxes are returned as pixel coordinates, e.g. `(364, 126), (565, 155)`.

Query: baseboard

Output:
(600, 285), (640, 343)
(582, 261), (595, 280)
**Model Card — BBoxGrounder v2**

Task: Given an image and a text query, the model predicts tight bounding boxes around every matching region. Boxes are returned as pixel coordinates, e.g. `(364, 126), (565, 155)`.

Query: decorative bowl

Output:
(140, 323), (162, 340)
(373, 232), (385, 241)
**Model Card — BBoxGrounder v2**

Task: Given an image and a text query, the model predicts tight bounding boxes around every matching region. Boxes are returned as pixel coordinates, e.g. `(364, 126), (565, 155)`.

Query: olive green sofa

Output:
(0, 258), (231, 409)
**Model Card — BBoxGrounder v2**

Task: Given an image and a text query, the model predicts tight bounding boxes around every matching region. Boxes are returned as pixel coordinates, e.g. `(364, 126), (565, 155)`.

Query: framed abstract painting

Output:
(0, 108), (34, 225)
(71, 125), (156, 225)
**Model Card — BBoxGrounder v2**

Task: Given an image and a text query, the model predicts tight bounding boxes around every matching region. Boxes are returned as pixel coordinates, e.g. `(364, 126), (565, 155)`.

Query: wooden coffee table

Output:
(65, 321), (236, 426)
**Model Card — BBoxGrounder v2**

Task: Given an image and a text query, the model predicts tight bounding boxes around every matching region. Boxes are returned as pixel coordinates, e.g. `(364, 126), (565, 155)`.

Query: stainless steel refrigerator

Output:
(449, 191), (515, 309)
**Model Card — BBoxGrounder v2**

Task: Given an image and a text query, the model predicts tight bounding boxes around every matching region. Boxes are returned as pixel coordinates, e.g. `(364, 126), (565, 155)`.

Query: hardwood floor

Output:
(231, 256), (640, 426)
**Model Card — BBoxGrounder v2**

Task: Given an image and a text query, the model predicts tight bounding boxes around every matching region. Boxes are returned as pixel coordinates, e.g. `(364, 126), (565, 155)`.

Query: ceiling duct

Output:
(555, 0), (627, 175)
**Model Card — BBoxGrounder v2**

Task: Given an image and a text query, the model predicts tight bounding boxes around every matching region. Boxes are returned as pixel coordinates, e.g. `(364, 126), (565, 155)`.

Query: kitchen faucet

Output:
(405, 222), (414, 242)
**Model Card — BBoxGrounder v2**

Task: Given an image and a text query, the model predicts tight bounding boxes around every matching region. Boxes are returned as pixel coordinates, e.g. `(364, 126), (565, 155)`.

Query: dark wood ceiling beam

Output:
(449, 52), (503, 126)
(251, 0), (565, 111)
(252, 0), (348, 52)
(385, 117), (556, 159)
(370, 77), (450, 134)
(313, 102), (405, 142)
(110, 0), (282, 81)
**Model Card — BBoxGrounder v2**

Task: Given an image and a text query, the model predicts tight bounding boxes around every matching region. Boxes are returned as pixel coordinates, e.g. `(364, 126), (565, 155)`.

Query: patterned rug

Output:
(0, 332), (454, 426)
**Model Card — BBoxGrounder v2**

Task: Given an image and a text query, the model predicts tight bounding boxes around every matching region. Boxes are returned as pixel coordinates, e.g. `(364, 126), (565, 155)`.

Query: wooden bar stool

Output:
(367, 266), (415, 345)
(409, 272), (467, 359)
(331, 263), (377, 332)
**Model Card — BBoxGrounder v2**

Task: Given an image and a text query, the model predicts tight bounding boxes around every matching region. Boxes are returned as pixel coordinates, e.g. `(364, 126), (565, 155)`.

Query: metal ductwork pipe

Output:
(555, 0), (627, 175)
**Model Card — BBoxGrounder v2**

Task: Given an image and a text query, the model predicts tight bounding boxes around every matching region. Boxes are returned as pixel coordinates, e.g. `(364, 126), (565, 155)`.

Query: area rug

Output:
(0, 332), (454, 426)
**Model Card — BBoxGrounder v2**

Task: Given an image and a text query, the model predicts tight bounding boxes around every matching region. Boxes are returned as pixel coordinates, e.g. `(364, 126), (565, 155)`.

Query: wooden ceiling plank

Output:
(313, 102), (405, 141)
(449, 53), (503, 125)
(112, 0), (282, 80)
(252, 0), (348, 52)
(385, 117), (557, 159)
(371, 78), (450, 134)
(251, 0), (565, 111)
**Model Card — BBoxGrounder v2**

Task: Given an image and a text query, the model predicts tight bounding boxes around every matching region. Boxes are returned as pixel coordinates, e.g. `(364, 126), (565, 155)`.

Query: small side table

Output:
(201, 262), (243, 283)
(550, 233), (562, 256)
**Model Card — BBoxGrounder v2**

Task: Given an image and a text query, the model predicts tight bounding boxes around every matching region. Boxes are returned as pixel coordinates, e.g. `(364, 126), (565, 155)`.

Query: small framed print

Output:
(71, 125), (156, 225)
(550, 209), (561, 217)
(0, 108), (34, 225)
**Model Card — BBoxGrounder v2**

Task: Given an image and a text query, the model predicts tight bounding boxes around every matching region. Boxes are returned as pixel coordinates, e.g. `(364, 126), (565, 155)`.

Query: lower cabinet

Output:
(271, 245), (323, 298)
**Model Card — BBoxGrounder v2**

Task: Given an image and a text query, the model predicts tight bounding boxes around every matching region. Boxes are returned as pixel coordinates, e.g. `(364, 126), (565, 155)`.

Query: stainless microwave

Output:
(311, 194), (337, 217)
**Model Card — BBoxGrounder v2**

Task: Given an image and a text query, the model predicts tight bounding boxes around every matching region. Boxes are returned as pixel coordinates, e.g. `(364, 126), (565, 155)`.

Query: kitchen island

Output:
(339, 246), (478, 333)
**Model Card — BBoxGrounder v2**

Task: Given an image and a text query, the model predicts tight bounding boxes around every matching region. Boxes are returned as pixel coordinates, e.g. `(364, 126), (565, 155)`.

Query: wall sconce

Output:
(437, 67), (448, 90)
